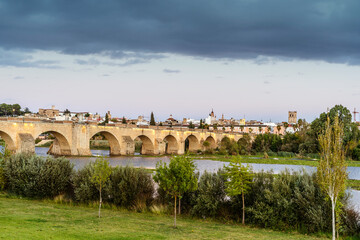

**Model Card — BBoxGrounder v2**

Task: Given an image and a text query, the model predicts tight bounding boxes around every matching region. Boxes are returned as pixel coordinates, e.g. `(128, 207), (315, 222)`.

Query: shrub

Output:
(4, 154), (73, 198)
(341, 207), (360, 237)
(245, 170), (332, 233)
(72, 163), (110, 203)
(109, 166), (154, 210)
(191, 170), (227, 218)
(0, 164), (5, 190)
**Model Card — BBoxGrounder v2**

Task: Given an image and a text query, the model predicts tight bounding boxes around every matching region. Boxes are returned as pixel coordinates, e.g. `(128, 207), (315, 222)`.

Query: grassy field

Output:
(0, 194), (329, 240)
(348, 179), (360, 190)
(192, 155), (360, 168)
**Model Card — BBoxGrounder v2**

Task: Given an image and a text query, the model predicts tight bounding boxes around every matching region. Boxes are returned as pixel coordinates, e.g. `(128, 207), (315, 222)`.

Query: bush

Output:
(0, 164), (5, 190)
(4, 154), (73, 198)
(245, 170), (332, 233)
(341, 207), (360, 237)
(109, 166), (154, 210)
(191, 170), (227, 218)
(72, 163), (110, 203)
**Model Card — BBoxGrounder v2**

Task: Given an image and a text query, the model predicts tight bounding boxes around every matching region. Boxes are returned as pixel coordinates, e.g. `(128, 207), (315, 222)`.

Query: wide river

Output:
(2, 146), (360, 211)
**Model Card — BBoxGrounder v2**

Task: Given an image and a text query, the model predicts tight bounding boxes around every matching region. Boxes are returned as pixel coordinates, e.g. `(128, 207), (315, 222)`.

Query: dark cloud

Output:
(1, 1), (360, 64)
(163, 69), (181, 73)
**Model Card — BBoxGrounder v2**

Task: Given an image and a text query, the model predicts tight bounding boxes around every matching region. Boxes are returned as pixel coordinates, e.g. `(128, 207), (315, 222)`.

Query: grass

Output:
(348, 179), (360, 190)
(193, 155), (360, 167)
(0, 194), (329, 240)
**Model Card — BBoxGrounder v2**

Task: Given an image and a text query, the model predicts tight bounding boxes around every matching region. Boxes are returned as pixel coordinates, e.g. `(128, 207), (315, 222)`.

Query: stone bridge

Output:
(0, 118), (244, 156)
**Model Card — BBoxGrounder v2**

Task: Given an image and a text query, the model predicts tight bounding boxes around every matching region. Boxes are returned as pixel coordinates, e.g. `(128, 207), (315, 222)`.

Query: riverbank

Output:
(0, 194), (328, 240)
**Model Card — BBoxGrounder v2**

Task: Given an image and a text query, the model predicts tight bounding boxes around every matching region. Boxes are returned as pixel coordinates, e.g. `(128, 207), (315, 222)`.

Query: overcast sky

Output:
(1, 0), (360, 122)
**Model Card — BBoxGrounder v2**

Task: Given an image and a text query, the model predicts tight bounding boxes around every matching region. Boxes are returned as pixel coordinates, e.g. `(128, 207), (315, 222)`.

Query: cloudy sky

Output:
(1, 0), (360, 122)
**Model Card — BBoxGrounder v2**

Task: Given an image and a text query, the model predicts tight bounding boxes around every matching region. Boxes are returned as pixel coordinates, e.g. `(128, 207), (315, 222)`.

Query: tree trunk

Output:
(331, 198), (335, 240)
(174, 195), (177, 228)
(99, 185), (102, 218)
(242, 192), (245, 225)
(179, 197), (181, 215)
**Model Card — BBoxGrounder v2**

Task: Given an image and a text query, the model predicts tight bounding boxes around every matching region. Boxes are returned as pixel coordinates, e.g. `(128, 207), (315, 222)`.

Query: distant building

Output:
(288, 111), (297, 124)
(205, 109), (217, 125)
(38, 105), (59, 118)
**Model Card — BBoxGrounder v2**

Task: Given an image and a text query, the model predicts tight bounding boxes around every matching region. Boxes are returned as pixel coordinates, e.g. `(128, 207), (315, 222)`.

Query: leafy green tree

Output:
(64, 109), (71, 114)
(153, 156), (198, 228)
(84, 113), (90, 117)
(122, 117), (126, 124)
(188, 121), (195, 129)
(91, 157), (112, 218)
(150, 112), (156, 126)
(223, 157), (253, 225)
(199, 119), (203, 129)
(213, 123), (218, 130)
(317, 116), (347, 240)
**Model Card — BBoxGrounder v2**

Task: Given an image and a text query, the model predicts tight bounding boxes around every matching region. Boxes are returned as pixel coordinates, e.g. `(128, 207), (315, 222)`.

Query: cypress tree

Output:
(150, 112), (156, 125)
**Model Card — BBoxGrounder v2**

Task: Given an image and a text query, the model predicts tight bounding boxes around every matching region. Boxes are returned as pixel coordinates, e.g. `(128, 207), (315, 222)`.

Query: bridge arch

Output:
(204, 136), (216, 149)
(184, 134), (200, 153)
(135, 135), (154, 155)
(90, 131), (121, 156)
(35, 131), (71, 156)
(0, 130), (16, 152)
(164, 135), (178, 154)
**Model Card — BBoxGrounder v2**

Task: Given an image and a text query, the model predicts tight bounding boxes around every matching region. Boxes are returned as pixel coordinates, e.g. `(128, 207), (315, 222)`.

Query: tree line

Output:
(216, 105), (360, 160)
(0, 103), (31, 116)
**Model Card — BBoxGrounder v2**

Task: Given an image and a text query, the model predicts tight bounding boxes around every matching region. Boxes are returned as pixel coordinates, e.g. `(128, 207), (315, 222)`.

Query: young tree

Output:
(150, 112), (156, 126)
(91, 157), (112, 218)
(153, 156), (198, 228)
(199, 119), (203, 129)
(317, 116), (347, 240)
(223, 157), (253, 225)
(188, 121), (195, 129)
(122, 117), (126, 124)
(276, 125), (281, 134)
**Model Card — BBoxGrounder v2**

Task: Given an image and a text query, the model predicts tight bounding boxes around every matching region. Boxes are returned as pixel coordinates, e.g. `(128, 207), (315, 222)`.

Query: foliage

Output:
(0, 103), (24, 116)
(252, 133), (282, 153)
(109, 166), (154, 211)
(317, 116), (348, 240)
(188, 121), (195, 129)
(153, 155), (198, 227)
(150, 112), (156, 126)
(4, 154), (73, 198)
(238, 133), (252, 155)
(223, 157), (253, 224)
(122, 117), (126, 124)
(91, 157), (112, 217)
(191, 170), (227, 218)
(220, 137), (239, 155)
(246, 170), (332, 233)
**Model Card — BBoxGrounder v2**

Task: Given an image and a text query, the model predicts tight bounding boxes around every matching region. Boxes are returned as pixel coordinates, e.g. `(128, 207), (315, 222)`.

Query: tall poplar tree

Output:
(317, 116), (347, 240)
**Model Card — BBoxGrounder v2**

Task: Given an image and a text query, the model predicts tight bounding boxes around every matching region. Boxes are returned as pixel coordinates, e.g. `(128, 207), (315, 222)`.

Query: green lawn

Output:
(194, 155), (360, 168)
(0, 195), (328, 240)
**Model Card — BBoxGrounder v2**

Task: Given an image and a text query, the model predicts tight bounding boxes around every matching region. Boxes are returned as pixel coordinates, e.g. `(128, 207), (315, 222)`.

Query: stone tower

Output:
(288, 111), (297, 124)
